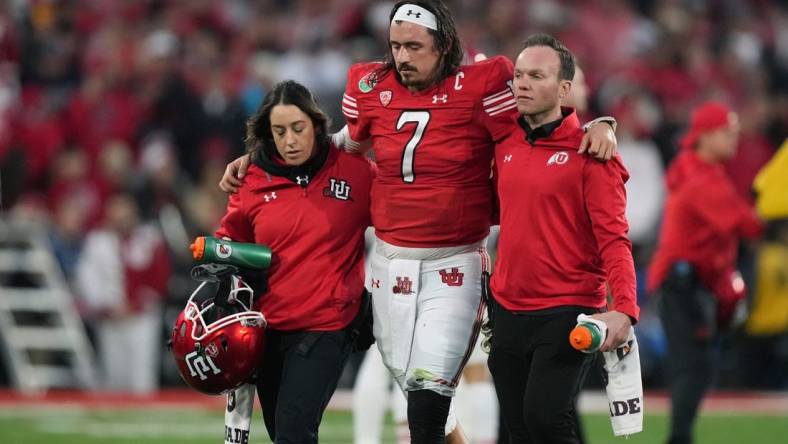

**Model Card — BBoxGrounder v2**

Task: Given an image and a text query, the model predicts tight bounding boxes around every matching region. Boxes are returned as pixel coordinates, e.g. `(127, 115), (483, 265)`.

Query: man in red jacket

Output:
(487, 34), (639, 443)
(647, 101), (763, 444)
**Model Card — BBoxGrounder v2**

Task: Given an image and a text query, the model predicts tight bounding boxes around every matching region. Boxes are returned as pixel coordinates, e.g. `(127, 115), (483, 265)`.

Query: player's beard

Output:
(397, 65), (437, 91)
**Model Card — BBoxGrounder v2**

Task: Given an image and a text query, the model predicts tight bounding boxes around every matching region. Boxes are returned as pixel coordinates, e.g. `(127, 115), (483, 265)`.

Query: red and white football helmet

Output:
(170, 264), (266, 395)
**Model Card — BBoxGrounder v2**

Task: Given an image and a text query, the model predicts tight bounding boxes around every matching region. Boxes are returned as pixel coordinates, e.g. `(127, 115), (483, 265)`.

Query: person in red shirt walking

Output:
(647, 101), (763, 444)
(487, 34), (639, 443)
(215, 80), (375, 443)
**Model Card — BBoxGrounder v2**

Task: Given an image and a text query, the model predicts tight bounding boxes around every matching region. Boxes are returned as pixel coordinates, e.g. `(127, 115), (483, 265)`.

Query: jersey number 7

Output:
(396, 111), (431, 183)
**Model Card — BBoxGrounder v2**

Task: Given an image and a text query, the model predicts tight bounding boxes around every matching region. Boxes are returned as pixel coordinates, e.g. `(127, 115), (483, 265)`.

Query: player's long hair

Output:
(377, 0), (463, 88)
(245, 80), (331, 160)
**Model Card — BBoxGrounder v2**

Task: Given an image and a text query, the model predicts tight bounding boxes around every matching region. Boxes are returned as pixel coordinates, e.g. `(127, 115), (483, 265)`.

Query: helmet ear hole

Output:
(221, 336), (229, 352)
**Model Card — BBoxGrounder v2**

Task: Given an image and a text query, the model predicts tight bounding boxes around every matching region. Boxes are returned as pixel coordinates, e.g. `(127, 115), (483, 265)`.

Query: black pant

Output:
(487, 302), (595, 444)
(256, 329), (353, 444)
(657, 262), (720, 444)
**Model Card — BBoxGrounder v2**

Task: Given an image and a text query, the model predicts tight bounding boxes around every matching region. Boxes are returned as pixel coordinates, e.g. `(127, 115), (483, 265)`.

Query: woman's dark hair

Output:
(376, 0), (464, 88)
(244, 80), (331, 159)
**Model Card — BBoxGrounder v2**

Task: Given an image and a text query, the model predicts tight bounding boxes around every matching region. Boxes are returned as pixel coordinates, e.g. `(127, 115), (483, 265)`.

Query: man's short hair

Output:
(522, 33), (575, 81)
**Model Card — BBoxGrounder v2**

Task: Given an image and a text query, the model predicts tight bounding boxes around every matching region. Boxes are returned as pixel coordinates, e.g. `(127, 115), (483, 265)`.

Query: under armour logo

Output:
(295, 175), (309, 185)
(504, 154), (512, 162)
(371, 279), (380, 288)
(263, 192), (277, 202)
(406, 9), (421, 18)
(432, 94), (447, 104)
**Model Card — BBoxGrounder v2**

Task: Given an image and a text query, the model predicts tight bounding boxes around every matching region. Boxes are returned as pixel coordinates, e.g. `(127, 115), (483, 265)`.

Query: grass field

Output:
(1, 406), (787, 444)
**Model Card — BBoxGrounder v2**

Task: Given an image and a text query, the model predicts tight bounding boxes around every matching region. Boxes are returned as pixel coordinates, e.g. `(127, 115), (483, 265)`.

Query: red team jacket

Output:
(216, 147), (374, 331)
(490, 109), (639, 322)
(342, 56), (516, 247)
(647, 150), (763, 303)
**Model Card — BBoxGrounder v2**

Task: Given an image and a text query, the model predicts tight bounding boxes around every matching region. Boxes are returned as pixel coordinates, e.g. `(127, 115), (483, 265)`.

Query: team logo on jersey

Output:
(323, 177), (352, 201)
(547, 151), (569, 165)
(379, 90), (392, 107)
(393, 276), (413, 295)
(358, 72), (376, 93)
(432, 94), (448, 104)
(439, 268), (464, 287)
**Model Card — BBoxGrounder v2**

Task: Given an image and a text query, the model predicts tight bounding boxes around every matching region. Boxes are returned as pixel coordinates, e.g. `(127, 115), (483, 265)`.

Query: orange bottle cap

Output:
(569, 326), (593, 351)
(190, 236), (205, 260)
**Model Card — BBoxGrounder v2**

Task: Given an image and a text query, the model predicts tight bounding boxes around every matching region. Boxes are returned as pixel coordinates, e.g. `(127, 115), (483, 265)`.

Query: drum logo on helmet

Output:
(185, 350), (222, 381)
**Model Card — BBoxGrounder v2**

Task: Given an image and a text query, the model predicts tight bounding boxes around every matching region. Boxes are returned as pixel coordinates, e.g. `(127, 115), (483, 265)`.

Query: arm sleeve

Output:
(215, 192), (255, 243)
(584, 155), (640, 322)
(342, 65), (372, 144)
(689, 179), (764, 239)
(477, 56), (517, 141)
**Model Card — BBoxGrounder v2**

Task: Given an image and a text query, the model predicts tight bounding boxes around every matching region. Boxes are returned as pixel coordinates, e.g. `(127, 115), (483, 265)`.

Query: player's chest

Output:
(361, 82), (479, 136)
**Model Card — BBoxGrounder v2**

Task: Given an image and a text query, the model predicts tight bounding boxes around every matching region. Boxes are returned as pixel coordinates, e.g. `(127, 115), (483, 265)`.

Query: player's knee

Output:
(407, 389), (452, 444)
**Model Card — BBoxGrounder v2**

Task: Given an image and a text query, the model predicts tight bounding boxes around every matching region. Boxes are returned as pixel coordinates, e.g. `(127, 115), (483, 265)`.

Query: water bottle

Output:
(569, 318), (606, 353)
(190, 236), (272, 270)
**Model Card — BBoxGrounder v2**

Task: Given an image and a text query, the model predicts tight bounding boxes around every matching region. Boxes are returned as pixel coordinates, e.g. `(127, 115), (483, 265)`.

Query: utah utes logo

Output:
(323, 178), (352, 201)
(547, 151), (569, 165)
(380, 90), (392, 107)
(439, 268), (464, 287)
(185, 350), (221, 381)
(393, 276), (413, 295)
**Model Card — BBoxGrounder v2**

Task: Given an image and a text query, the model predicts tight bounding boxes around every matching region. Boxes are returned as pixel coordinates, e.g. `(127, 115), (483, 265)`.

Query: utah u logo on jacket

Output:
(324, 177), (352, 201)
(439, 268), (464, 287)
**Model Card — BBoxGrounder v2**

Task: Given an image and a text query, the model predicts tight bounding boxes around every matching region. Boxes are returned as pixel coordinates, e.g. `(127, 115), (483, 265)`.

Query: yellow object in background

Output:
(754, 139), (788, 221)
(745, 242), (788, 336)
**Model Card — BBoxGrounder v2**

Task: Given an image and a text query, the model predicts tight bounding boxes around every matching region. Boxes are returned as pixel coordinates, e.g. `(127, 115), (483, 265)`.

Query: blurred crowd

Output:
(0, 0), (786, 393)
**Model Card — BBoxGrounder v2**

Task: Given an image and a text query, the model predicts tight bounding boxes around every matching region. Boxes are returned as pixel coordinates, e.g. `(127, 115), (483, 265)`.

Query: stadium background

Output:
(0, 0), (787, 442)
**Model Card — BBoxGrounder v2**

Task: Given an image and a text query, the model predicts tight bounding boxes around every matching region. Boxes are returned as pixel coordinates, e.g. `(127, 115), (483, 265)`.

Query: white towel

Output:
(388, 258), (421, 373)
(601, 327), (644, 437)
(224, 383), (255, 444)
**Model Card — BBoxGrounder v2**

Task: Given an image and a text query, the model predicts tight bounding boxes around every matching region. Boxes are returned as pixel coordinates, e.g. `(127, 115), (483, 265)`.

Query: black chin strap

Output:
(191, 263), (239, 282)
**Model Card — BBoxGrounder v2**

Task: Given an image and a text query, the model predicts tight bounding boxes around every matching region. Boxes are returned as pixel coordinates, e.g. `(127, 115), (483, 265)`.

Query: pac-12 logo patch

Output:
(380, 90), (392, 107)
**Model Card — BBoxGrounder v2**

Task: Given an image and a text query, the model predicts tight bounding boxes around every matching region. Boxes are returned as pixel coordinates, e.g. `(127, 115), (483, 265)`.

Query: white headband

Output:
(392, 4), (438, 31)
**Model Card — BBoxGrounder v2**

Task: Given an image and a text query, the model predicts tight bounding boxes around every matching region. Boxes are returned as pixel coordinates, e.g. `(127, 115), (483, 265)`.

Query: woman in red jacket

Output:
(215, 80), (374, 443)
(647, 101), (763, 444)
